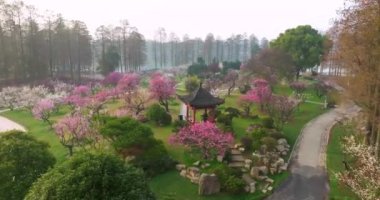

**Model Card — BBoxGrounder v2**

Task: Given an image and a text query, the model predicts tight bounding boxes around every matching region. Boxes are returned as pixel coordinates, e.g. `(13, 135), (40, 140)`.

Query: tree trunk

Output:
(160, 99), (169, 112)
(227, 81), (235, 96)
(296, 69), (300, 80)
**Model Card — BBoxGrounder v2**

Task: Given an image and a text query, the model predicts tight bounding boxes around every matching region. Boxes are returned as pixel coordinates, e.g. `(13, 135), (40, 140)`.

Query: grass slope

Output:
(327, 124), (358, 200)
(0, 81), (328, 200)
(1, 109), (67, 163)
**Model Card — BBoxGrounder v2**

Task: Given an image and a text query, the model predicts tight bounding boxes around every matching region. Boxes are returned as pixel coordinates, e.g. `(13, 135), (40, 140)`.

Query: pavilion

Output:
(178, 84), (224, 123)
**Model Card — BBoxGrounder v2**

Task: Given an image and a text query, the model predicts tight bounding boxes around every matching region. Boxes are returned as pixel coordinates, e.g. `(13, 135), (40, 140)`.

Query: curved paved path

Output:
(0, 110), (26, 132)
(266, 102), (360, 200)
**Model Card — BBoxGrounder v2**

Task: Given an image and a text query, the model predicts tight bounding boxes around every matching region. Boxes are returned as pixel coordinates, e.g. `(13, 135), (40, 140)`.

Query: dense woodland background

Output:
(0, 0), (269, 84)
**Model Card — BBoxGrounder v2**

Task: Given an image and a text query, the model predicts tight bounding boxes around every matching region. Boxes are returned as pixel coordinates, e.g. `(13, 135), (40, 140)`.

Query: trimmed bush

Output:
(0, 131), (56, 200)
(225, 107), (241, 118)
(131, 141), (176, 177)
(261, 117), (274, 129)
(240, 136), (253, 151)
(185, 76), (200, 93)
(327, 90), (339, 108)
(25, 153), (155, 200)
(269, 131), (285, 139)
(147, 104), (172, 126)
(224, 176), (246, 194)
(100, 116), (173, 176)
(239, 84), (251, 94)
(260, 136), (278, 151)
(212, 164), (244, 194)
(251, 128), (267, 140)
(172, 119), (189, 133)
(217, 113), (233, 126)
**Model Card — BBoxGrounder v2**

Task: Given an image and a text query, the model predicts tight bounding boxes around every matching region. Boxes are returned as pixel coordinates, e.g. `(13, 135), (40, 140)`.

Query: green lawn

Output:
(0, 81), (328, 200)
(1, 109), (67, 163)
(327, 124), (358, 200)
(149, 171), (268, 200)
(150, 85), (328, 200)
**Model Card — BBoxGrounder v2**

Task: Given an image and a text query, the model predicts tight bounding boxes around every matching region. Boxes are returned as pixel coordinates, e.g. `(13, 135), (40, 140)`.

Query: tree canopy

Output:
(99, 116), (174, 176)
(100, 116), (155, 152)
(0, 131), (56, 200)
(25, 152), (155, 200)
(98, 45), (121, 75)
(270, 25), (324, 79)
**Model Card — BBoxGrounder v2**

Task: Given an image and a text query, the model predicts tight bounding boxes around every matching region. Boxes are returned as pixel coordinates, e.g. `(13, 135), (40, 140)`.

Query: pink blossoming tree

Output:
(32, 99), (55, 127)
(102, 72), (123, 86)
(65, 85), (91, 108)
(149, 73), (175, 112)
(169, 122), (234, 160)
(53, 114), (91, 156)
(117, 73), (140, 93)
(265, 95), (297, 129)
(86, 89), (111, 118)
(72, 85), (91, 96)
(290, 81), (307, 98)
(240, 79), (272, 112)
(117, 73), (140, 104)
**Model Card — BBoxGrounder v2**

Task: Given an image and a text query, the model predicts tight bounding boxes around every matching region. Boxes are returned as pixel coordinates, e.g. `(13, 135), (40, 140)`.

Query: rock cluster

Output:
(198, 174), (221, 195)
(176, 164), (221, 196)
(276, 138), (290, 156)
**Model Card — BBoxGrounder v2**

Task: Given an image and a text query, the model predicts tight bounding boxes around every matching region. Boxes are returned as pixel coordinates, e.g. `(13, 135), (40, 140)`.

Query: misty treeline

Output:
(0, 0), (267, 84)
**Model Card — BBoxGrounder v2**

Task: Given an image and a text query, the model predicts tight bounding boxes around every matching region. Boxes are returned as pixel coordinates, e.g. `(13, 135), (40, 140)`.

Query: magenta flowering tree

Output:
(117, 73), (140, 92)
(117, 73), (140, 104)
(72, 85), (91, 96)
(86, 89), (111, 118)
(290, 81), (307, 98)
(53, 114), (91, 156)
(32, 99), (55, 127)
(169, 122), (234, 160)
(241, 79), (272, 112)
(149, 73), (175, 112)
(64, 95), (89, 108)
(102, 72), (123, 86)
(252, 78), (269, 87)
(65, 85), (92, 108)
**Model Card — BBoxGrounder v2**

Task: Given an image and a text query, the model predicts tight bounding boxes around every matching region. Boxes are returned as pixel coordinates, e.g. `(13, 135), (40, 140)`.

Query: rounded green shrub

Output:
(131, 141), (176, 177)
(251, 128), (267, 140)
(269, 130), (285, 139)
(225, 107), (241, 118)
(25, 152), (155, 200)
(185, 75), (200, 93)
(261, 117), (274, 129)
(0, 131), (56, 200)
(212, 164), (243, 194)
(217, 113), (233, 126)
(147, 104), (172, 126)
(260, 136), (278, 151)
(240, 136), (253, 151)
(224, 176), (246, 194)
(172, 119), (189, 132)
(239, 84), (251, 94)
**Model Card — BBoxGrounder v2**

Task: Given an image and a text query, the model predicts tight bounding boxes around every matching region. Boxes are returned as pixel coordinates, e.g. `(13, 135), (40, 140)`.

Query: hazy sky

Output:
(22, 0), (345, 40)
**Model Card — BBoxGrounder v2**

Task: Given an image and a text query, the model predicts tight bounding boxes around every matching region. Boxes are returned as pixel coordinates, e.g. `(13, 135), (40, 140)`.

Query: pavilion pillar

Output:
(193, 108), (196, 123)
(186, 104), (189, 121)
(209, 107), (215, 122)
(204, 108), (208, 122)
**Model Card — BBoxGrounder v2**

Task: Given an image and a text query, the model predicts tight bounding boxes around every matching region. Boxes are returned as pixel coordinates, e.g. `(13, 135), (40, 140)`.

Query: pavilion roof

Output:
(178, 85), (224, 108)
